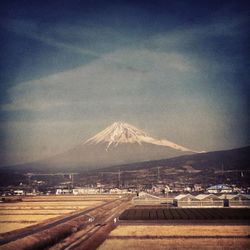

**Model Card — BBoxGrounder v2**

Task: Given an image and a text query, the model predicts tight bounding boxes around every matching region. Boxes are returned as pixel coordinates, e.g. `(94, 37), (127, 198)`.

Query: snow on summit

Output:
(85, 121), (200, 152)
(85, 122), (147, 149)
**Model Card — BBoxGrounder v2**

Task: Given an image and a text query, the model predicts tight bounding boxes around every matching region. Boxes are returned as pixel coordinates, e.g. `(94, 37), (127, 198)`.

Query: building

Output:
(193, 184), (204, 192)
(219, 194), (250, 207)
(196, 194), (223, 207)
(133, 192), (162, 205)
(173, 194), (199, 207)
(184, 186), (192, 192)
(72, 188), (101, 195)
(109, 188), (128, 194)
(207, 184), (233, 194)
(56, 189), (71, 195)
(13, 190), (25, 196)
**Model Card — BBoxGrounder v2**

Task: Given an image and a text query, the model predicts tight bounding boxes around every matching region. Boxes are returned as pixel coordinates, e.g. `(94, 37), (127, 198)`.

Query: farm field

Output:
(108, 225), (250, 236)
(119, 207), (250, 220)
(98, 225), (250, 250)
(22, 195), (120, 201)
(98, 238), (250, 250)
(0, 194), (120, 234)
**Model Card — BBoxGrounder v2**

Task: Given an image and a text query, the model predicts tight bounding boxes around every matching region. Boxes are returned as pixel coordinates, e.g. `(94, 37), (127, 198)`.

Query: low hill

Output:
(0, 146), (249, 187)
(102, 146), (250, 172)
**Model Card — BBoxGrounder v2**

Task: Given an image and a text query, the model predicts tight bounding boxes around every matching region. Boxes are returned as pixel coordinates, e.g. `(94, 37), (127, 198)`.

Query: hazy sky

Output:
(0, 0), (249, 166)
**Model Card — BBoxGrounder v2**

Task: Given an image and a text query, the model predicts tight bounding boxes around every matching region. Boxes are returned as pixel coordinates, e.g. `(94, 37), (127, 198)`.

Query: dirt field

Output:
(109, 225), (250, 236)
(98, 238), (250, 250)
(0, 195), (119, 233)
(98, 225), (250, 250)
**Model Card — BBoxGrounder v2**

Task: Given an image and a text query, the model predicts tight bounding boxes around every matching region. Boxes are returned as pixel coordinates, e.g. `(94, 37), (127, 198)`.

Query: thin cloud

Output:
(2, 18), (154, 76)
(2, 49), (196, 112)
(2, 19), (101, 58)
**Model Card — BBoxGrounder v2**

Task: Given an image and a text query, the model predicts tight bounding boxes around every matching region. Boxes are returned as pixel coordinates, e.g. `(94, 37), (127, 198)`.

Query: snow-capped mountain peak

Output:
(85, 121), (200, 153)
(85, 122), (148, 149)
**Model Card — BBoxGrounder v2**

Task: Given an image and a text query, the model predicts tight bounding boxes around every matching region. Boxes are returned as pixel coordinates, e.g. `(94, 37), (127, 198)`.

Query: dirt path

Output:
(49, 197), (132, 250)
(107, 235), (250, 239)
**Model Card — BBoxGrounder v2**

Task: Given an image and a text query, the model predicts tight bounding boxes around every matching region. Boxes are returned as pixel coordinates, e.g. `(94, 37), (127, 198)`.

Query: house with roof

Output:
(207, 184), (233, 194)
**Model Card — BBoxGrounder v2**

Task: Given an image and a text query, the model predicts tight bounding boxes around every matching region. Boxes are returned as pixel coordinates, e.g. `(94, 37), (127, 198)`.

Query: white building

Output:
(72, 188), (101, 195)
(207, 184), (233, 194)
(56, 189), (71, 195)
(194, 184), (203, 192)
(109, 188), (128, 194)
(13, 190), (25, 195)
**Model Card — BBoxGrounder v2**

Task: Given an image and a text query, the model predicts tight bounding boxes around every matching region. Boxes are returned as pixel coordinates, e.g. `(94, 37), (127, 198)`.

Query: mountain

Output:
(102, 146), (250, 172)
(5, 122), (201, 172)
(85, 122), (200, 152)
(1, 146), (248, 187)
(96, 146), (250, 187)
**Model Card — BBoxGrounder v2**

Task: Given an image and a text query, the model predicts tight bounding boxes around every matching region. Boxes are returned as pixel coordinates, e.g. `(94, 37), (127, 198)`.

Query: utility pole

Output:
(118, 168), (121, 188)
(222, 163), (226, 183)
(27, 173), (33, 189)
(157, 167), (160, 183)
(241, 171), (244, 178)
(71, 174), (74, 189)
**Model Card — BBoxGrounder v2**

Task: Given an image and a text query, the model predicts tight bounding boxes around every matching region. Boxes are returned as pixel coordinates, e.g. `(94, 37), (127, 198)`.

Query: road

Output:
(49, 196), (132, 250)
(0, 198), (119, 246)
(0, 196), (132, 250)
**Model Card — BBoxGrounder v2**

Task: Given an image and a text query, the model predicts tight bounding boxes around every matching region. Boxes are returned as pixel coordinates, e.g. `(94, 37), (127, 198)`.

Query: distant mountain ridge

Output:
(100, 146), (250, 172)
(0, 146), (249, 188)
